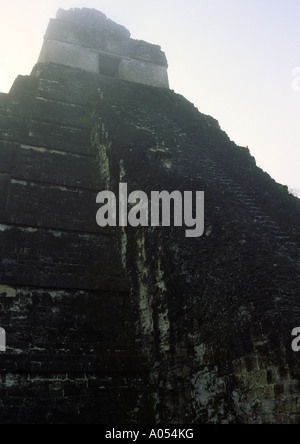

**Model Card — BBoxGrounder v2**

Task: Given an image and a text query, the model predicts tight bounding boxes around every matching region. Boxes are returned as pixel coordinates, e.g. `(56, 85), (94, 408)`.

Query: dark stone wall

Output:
(0, 62), (299, 423)
(0, 64), (152, 424)
(89, 70), (300, 423)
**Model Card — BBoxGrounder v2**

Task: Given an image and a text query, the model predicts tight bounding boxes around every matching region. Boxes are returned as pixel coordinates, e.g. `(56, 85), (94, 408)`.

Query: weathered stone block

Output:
(0, 225), (126, 291)
(0, 141), (18, 173)
(14, 145), (101, 190)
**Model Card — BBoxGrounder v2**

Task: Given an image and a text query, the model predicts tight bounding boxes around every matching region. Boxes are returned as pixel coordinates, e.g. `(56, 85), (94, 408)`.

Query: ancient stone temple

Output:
(0, 8), (300, 424)
(37, 8), (169, 88)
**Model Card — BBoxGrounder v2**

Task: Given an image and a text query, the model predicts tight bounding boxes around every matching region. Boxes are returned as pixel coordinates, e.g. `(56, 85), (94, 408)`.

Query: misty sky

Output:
(1, 0), (299, 193)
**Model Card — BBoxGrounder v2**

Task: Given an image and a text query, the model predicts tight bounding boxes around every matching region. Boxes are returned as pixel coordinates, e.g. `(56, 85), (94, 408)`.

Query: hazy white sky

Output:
(1, 0), (299, 193)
